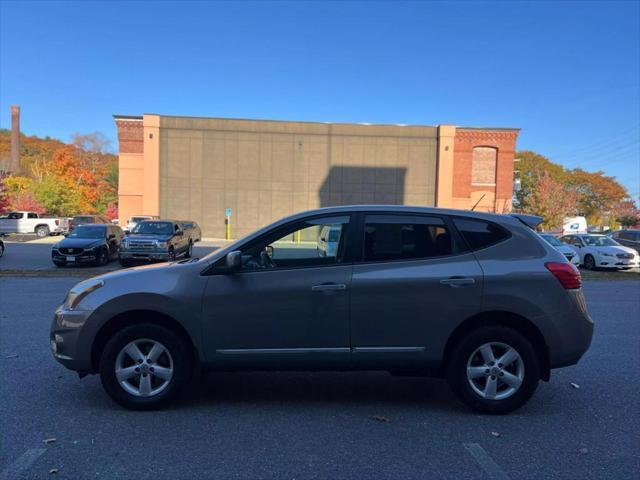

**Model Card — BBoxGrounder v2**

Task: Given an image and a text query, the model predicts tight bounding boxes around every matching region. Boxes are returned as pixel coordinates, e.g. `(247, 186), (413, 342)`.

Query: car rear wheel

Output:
(185, 241), (193, 258)
(446, 326), (539, 414)
(35, 226), (50, 238)
(99, 324), (192, 410)
(584, 254), (596, 270)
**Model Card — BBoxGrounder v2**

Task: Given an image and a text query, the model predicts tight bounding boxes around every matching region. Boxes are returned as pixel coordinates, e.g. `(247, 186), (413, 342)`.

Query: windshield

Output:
(132, 221), (173, 235)
(583, 235), (620, 247)
(68, 226), (105, 239)
(540, 234), (563, 246)
(130, 217), (150, 223)
(73, 216), (94, 224)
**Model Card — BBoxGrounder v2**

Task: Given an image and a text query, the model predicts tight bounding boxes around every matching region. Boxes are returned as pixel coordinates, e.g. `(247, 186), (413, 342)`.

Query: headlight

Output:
(63, 279), (104, 310)
(601, 252), (614, 257)
(155, 241), (168, 248)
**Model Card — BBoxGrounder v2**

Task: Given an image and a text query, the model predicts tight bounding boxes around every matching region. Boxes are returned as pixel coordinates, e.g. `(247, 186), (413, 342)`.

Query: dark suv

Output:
(608, 229), (640, 253)
(118, 220), (193, 267)
(51, 206), (593, 413)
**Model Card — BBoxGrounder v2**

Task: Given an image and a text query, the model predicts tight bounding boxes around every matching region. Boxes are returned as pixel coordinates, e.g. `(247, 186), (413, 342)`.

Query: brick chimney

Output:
(10, 105), (21, 173)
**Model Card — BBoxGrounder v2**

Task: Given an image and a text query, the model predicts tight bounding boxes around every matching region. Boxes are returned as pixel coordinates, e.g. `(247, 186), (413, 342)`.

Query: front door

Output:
(202, 214), (354, 369)
(349, 213), (483, 369)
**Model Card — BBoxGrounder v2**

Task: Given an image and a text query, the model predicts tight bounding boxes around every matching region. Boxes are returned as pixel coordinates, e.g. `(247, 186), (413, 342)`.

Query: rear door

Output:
(349, 213), (483, 369)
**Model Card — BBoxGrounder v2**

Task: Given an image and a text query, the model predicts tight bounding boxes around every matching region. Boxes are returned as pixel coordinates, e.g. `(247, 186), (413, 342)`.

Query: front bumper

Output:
(595, 257), (639, 268)
(119, 250), (170, 262)
(52, 249), (99, 265)
(50, 307), (94, 372)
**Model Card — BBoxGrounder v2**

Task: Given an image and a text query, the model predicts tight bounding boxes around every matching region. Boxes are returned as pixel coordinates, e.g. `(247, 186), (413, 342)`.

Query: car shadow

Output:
(179, 371), (466, 414)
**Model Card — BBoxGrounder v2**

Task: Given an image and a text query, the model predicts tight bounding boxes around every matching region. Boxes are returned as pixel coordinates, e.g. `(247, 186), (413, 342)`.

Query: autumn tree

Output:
(514, 150), (567, 211)
(566, 168), (629, 225)
(613, 199), (640, 227)
(522, 172), (579, 230)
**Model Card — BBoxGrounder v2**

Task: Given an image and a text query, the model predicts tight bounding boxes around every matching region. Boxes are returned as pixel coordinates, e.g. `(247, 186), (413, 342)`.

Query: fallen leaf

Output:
(579, 448), (588, 454)
(49, 468), (58, 474)
(372, 415), (390, 423)
(491, 431), (501, 437)
(5, 354), (18, 359)
(571, 383), (580, 389)
(43, 438), (56, 445)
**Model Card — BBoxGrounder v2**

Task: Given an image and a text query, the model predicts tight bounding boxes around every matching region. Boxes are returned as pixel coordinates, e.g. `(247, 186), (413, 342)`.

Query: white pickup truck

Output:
(0, 211), (69, 237)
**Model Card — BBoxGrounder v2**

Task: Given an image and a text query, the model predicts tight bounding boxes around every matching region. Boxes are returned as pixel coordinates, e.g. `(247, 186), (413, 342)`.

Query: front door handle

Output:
(311, 283), (347, 292)
(440, 277), (475, 287)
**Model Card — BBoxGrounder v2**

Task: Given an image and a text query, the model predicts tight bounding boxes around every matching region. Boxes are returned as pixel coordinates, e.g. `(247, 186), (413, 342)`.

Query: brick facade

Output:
(452, 128), (519, 212)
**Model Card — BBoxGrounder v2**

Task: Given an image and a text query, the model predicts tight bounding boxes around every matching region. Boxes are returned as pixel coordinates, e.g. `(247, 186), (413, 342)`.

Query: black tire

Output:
(584, 254), (596, 270)
(168, 248), (176, 261)
(96, 248), (109, 266)
(35, 225), (50, 238)
(99, 323), (192, 410)
(185, 241), (193, 259)
(446, 326), (540, 414)
(119, 258), (133, 268)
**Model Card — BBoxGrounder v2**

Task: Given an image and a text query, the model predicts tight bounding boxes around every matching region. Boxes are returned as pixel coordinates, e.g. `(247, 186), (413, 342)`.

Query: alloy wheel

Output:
(466, 342), (524, 400)
(115, 339), (174, 397)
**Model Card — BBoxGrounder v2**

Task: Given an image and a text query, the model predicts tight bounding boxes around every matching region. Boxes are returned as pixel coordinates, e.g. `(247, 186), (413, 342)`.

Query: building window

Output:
(471, 147), (497, 186)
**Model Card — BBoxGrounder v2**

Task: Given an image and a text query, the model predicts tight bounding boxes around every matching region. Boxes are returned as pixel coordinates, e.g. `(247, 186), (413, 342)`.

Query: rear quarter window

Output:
(452, 217), (510, 251)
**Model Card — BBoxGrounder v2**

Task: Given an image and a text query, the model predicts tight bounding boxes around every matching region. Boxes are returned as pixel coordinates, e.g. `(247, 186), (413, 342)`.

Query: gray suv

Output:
(50, 206), (593, 413)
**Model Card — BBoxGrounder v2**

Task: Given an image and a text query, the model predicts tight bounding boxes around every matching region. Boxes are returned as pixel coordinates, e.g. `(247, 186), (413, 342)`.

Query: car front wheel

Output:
(446, 326), (540, 414)
(584, 254), (596, 270)
(99, 324), (192, 410)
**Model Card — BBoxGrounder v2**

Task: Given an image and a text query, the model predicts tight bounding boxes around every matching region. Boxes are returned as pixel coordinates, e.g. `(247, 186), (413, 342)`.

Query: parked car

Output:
(179, 220), (202, 243)
(52, 224), (124, 267)
(124, 215), (159, 233)
(51, 206), (593, 413)
(70, 215), (109, 232)
(538, 233), (580, 266)
(0, 211), (69, 237)
(560, 233), (639, 270)
(317, 224), (342, 257)
(607, 229), (640, 254)
(118, 220), (192, 267)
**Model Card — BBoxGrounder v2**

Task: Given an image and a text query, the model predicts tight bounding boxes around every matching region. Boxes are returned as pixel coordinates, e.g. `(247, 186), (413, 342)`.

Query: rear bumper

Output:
(548, 289), (594, 369)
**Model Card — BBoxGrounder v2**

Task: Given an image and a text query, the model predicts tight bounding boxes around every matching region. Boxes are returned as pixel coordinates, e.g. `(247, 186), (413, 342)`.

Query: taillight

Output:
(545, 262), (581, 289)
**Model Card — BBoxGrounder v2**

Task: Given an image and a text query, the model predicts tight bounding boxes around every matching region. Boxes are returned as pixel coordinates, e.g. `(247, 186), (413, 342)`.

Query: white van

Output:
(562, 216), (588, 235)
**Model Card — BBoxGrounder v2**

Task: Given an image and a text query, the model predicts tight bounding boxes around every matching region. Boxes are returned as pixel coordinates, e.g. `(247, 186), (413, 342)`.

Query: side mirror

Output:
(226, 251), (242, 270)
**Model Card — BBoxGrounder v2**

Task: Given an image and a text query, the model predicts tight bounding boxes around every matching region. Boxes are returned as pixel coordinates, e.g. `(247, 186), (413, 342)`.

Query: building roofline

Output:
(457, 126), (521, 132)
(113, 114), (143, 120)
(112, 113), (520, 132)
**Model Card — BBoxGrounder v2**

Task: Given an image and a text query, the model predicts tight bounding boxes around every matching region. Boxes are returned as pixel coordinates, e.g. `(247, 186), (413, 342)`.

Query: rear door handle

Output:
(440, 277), (475, 287)
(312, 283), (347, 292)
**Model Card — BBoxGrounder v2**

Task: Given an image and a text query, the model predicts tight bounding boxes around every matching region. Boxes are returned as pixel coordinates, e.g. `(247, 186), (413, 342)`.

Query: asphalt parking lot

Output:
(0, 276), (638, 480)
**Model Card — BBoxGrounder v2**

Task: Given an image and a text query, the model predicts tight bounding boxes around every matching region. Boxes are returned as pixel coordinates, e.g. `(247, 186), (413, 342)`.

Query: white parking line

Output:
(0, 448), (47, 480)
(463, 443), (510, 480)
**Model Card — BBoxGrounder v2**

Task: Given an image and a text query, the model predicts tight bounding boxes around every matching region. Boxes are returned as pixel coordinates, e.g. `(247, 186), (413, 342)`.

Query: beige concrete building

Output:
(115, 114), (519, 238)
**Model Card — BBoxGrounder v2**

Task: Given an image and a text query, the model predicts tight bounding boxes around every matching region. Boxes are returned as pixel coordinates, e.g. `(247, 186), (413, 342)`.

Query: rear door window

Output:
(452, 217), (510, 251)
(363, 215), (453, 261)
